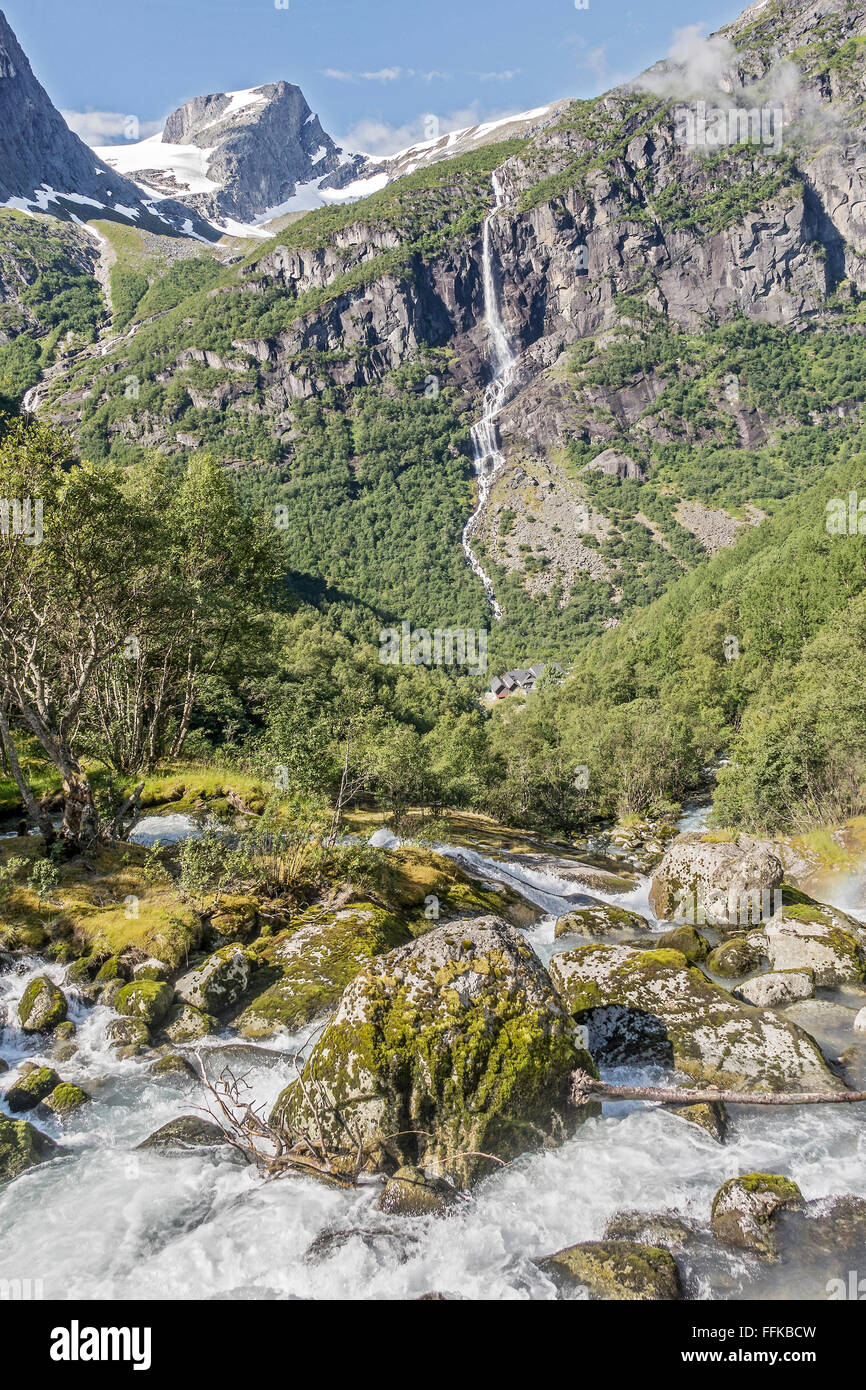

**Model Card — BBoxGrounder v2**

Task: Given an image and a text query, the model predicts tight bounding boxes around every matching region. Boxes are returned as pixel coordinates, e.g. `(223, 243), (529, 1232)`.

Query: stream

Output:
(2, 803), (866, 1300)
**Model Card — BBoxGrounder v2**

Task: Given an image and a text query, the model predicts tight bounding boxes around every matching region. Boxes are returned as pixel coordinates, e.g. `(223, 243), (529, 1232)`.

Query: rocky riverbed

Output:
(2, 805), (866, 1301)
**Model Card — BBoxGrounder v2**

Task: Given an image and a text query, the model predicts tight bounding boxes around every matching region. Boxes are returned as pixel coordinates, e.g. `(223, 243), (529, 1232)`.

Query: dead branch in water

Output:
(570, 1069), (866, 1108)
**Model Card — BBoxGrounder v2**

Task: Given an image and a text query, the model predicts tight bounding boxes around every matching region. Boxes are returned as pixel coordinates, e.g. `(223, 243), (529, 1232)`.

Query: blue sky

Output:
(6, 0), (748, 153)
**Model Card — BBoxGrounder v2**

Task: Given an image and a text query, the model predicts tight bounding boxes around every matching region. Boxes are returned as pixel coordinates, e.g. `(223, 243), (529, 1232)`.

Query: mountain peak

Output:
(0, 8), (216, 239)
(97, 79), (367, 231)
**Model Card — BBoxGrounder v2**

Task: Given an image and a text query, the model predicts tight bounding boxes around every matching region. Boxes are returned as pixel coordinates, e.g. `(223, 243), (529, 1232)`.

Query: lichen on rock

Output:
(17, 975), (67, 1033)
(271, 916), (596, 1187)
(237, 902), (411, 1039)
(549, 943), (845, 1093)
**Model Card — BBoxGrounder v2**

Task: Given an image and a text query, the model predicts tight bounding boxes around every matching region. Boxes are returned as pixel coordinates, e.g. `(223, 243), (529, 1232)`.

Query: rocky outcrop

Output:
(237, 903), (411, 1039)
(537, 1240), (682, 1300)
(271, 916), (595, 1186)
(0, 11), (215, 238)
(711, 1173), (803, 1257)
(549, 944), (846, 1093)
(648, 832), (784, 928)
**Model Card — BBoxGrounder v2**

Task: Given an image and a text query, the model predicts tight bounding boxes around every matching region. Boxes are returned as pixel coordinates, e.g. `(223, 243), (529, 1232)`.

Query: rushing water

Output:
(461, 173), (517, 620)
(2, 805), (866, 1300)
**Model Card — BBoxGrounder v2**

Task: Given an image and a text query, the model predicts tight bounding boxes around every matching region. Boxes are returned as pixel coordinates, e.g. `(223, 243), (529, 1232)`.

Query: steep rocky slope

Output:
(25, 0), (866, 652)
(0, 10), (215, 240)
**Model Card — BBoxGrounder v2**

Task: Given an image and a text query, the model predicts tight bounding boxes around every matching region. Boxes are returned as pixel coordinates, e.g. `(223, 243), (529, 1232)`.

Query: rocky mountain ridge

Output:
(0, 10), (216, 240)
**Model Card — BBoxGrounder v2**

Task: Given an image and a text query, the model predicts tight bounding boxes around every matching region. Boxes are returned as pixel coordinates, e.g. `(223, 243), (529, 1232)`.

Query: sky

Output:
(5, 0), (750, 154)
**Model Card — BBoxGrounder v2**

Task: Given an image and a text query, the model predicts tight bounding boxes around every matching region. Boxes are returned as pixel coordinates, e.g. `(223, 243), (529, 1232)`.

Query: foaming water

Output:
(3, 815), (866, 1299)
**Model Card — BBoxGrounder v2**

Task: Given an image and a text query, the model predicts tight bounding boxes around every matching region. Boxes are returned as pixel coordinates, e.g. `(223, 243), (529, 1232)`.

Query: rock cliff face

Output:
(32, 0), (866, 618)
(0, 10), (215, 239)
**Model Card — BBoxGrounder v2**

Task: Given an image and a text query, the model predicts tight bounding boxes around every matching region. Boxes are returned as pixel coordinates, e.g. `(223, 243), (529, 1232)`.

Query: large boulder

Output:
(751, 901), (866, 987)
(271, 917), (595, 1187)
(554, 904), (648, 940)
(114, 980), (174, 1028)
(17, 976), (67, 1033)
(537, 1240), (682, 1299)
(237, 903), (411, 1039)
(0, 1114), (59, 1184)
(649, 833), (783, 929)
(549, 945), (846, 1093)
(174, 945), (251, 1016)
(711, 1173), (803, 1257)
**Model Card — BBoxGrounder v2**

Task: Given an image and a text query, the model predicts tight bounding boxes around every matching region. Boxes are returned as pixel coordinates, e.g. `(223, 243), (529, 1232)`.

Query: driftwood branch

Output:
(570, 1069), (866, 1108)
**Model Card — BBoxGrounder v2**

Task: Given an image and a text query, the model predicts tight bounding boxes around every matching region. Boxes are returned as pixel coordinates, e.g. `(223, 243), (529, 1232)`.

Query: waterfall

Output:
(461, 173), (517, 621)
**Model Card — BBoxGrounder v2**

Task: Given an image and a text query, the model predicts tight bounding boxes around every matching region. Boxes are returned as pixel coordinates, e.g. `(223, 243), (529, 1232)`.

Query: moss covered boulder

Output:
(271, 916), (596, 1187)
(0, 1114), (59, 1184)
(206, 895), (260, 946)
(649, 832), (783, 928)
(17, 976), (67, 1033)
(42, 1082), (88, 1116)
(5, 1065), (60, 1113)
(106, 1017), (151, 1053)
(174, 945), (251, 1016)
(538, 1240), (682, 1300)
(114, 980), (174, 1027)
(711, 1173), (803, 1257)
(656, 925), (710, 963)
(755, 902), (866, 986)
(706, 937), (763, 978)
(159, 1002), (215, 1043)
(554, 904), (648, 939)
(549, 944), (845, 1093)
(237, 903), (412, 1039)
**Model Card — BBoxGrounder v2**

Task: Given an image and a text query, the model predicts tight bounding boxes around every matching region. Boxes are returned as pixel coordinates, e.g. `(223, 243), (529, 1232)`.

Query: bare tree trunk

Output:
(570, 1070), (866, 1108)
(0, 704), (55, 841)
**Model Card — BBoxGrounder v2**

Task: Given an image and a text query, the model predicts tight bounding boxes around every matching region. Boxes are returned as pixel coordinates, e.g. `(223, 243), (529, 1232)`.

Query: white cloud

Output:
(473, 69), (520, 82)
(322, 66), (406, 84)
(62, 109), (163, 146)
(637, 25), (738, 98)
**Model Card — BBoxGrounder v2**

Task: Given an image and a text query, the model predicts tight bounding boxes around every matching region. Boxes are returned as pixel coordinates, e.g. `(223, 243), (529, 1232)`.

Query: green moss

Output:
(114, 980), (174, 1026)
(539, 1241), (682, 1300)
(239, 903), (412, 1038)
(44, 1082), (88, 1115)
(0, 1115), (57, 1184)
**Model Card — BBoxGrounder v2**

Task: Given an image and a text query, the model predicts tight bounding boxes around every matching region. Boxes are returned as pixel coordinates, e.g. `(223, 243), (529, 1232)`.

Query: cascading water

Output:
(3, 806), (866, 1299)
(461, 173), (518, 621)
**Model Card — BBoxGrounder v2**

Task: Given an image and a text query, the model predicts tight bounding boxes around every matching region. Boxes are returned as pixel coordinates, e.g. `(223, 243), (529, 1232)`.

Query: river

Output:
(2, 806), (865, 1300)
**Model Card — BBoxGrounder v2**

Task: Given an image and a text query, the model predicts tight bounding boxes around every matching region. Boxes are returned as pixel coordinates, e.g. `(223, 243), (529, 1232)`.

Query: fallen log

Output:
(570, 1069), (866, 1108)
